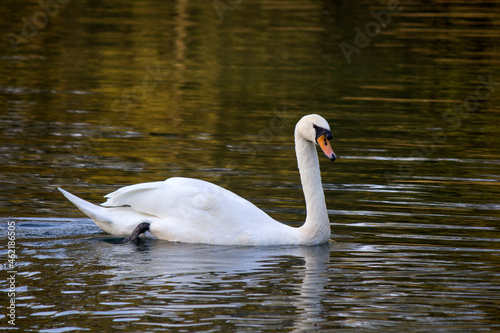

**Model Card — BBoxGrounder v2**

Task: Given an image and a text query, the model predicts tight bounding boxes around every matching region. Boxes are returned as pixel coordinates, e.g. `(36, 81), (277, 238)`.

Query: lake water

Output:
(1, 0), (500, 331)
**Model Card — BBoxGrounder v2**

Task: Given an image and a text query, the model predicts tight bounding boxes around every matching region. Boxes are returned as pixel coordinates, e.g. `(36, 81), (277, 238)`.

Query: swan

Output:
(59, 114), (336, 246)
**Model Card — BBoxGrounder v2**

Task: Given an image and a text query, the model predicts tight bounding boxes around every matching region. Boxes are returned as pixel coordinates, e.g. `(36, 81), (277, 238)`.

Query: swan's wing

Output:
(102, 177), (273, 225)
(101, 177), (298, 245)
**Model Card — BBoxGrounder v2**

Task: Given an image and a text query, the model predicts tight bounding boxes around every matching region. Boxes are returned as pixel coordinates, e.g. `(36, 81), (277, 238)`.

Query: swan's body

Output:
(59, 114), (336, 246)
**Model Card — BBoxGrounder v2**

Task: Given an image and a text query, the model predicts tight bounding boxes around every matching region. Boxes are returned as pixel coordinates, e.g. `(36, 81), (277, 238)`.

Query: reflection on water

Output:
(1, 0), (500, 331)
(1, 219), (499, 332)
(95, 235), (332, 332)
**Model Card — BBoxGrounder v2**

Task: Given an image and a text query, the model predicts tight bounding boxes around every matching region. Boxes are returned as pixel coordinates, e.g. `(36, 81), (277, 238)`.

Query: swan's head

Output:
(296, 114), (337, 161)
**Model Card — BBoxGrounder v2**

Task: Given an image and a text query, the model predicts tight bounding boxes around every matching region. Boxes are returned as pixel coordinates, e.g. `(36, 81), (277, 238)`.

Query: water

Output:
(1, 0), (500, 331)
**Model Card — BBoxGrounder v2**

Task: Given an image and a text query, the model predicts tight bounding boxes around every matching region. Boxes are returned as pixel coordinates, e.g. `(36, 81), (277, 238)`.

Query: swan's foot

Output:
(120, 222), (151, 244)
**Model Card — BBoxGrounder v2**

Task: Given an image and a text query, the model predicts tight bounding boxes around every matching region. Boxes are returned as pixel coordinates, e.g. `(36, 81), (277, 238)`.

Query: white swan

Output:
(59, 114), (336, 246)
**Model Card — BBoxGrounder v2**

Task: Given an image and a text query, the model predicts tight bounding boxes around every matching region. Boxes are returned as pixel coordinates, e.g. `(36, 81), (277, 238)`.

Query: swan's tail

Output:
(58, 187), (148, 236)
(58, 188), (107, 221)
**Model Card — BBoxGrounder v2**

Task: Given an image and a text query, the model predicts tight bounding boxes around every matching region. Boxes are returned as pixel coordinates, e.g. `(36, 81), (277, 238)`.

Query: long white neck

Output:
(294, 133), (331, 244)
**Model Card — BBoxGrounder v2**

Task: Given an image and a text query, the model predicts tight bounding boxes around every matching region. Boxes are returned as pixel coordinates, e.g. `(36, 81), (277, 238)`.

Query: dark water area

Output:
(1, 0), (500, 331)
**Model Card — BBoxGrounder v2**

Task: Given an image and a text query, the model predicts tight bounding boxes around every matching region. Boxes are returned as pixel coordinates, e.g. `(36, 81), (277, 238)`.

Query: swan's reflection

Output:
(293, 245), (331, 332)
(89, 238), (332, 330)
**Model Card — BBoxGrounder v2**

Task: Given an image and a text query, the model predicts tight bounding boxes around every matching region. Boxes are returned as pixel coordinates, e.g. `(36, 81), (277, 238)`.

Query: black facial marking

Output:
(313, 124), (332, 140)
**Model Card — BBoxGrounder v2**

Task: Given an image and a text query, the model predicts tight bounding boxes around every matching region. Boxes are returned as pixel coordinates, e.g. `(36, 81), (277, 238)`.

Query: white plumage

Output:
(59, 114), (336, 246)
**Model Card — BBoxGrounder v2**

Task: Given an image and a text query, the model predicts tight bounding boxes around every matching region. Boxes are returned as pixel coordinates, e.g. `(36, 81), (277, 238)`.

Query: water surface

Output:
(1, 0), (500, 331)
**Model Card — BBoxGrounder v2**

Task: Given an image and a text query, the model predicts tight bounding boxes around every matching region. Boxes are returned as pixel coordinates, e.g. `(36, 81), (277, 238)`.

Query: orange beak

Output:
(317, 135), (336, 161)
